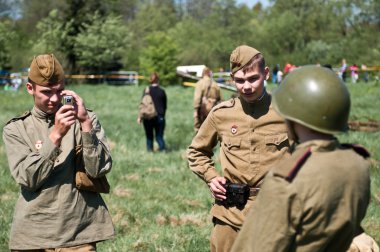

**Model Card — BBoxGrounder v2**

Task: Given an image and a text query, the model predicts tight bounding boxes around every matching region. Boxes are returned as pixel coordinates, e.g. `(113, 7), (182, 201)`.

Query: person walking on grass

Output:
(231, 65), (375, 252)
(187, 45), (290, 252)
(193, 67), (222, 133)
(3, 54), (114, 251)
(137, 72), (167, 152)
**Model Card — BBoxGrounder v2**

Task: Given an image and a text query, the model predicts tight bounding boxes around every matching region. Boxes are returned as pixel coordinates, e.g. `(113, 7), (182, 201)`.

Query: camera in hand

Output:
(222, 181), (250, 207)
(62, 95), (74, 105)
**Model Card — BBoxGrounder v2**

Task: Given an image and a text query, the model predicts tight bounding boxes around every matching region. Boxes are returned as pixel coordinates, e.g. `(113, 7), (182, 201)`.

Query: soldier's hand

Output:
(50, 104), (76, 146)
(61, 90), (92, 132)
(137, 117), (142, 124)
(208, 177), (227, 200)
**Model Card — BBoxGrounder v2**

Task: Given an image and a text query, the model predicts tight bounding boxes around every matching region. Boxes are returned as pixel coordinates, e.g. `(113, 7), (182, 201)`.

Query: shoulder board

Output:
(273, 148), (312, 182)
(212, 98), (236, 112)
(5, 111), (31, 125)
(341, 143), (370, 158)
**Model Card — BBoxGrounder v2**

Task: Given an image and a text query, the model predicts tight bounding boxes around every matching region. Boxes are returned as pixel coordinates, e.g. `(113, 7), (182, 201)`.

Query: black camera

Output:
(62, 95), (74, 105)
(222, 181), (250, 207)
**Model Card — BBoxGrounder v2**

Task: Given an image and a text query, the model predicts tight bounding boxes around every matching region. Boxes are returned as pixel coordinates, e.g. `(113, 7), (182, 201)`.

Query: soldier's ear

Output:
(264, 67), (270, 81)
(26, 82), (34, 95)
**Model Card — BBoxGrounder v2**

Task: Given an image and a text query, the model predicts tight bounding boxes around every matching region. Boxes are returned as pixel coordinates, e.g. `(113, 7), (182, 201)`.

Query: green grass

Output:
(0, 81), (379, 251)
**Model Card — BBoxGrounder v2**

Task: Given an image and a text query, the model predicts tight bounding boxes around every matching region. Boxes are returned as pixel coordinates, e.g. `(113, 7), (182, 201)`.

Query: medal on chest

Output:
(231, 125), (238, 135)
(35, 140), (43, 150)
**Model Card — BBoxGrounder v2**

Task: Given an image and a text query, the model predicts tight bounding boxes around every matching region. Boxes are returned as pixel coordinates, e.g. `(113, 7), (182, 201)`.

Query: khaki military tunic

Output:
(3, 106), (115, 250)
(193, 76), (222, 111)
(187, 92), (290, 228)
(231, 139), (371, 252)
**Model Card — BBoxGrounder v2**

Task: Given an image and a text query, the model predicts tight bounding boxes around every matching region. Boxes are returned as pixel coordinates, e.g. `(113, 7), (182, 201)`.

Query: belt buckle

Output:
(250, 187), (260, 196)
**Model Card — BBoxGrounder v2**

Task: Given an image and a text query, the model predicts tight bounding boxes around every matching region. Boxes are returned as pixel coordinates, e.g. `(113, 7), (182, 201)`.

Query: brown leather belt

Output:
(249, 187), (260, 196)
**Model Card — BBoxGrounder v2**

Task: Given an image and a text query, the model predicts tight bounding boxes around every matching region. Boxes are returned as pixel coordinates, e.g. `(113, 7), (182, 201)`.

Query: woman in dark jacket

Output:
(137, 72), (167, 151)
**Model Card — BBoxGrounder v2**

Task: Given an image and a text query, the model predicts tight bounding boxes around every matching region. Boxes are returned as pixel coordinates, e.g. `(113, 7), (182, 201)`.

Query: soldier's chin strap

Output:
(285, 120), (299, 152)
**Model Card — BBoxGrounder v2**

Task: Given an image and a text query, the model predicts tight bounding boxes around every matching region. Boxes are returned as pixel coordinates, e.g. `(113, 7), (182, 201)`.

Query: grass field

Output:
(0, 80), (379, 251)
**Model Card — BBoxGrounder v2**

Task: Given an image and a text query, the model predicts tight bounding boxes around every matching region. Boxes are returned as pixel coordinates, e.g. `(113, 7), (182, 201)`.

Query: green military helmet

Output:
(272, 65), (350, 135)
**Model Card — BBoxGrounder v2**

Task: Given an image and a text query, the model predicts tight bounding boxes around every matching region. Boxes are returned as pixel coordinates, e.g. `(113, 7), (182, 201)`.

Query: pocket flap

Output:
(265, 133), (288, 145)
(224, 137), (241, 149)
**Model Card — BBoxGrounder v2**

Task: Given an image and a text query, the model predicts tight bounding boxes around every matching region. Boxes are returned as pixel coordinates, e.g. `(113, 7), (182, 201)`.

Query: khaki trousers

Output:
(210, 218), (239, 252)
(11, 243), (96, 252)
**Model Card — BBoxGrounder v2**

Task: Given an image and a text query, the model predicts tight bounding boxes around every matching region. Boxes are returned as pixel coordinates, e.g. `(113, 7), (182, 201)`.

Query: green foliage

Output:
(2, 0), (380, 78)
(0, 20), (17, 70)
(32, 9), (74, 63)
(139, 31), (179, 85)
(0, 81), (379, 251)
(74, 13), (130, 73)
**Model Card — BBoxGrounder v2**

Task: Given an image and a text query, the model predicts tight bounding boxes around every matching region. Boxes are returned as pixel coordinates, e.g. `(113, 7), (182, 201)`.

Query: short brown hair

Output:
(202, 67), (211, 77)
(240, 53), (266, 74)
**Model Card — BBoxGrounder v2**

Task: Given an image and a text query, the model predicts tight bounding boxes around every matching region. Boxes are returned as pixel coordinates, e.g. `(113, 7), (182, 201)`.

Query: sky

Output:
(236, 0), (271, 8)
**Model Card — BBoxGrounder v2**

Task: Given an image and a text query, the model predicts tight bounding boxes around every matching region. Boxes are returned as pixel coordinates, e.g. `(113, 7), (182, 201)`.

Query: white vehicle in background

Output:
(176, 65), (236, 91)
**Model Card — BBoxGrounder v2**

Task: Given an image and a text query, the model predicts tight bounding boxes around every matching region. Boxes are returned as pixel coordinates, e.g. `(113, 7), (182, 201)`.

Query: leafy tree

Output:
(74, 13), (130, 73)
(125, 1), (178, 72)
(27, 0), (116, 73)
(18, 0), (65, 34)
(31, 9), (73, 66)
(139, 31), (179, 85)
(0, 20), (17, 70)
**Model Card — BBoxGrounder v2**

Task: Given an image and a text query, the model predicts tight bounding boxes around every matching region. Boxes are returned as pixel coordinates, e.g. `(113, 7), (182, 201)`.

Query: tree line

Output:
(0, 0), (379, 84)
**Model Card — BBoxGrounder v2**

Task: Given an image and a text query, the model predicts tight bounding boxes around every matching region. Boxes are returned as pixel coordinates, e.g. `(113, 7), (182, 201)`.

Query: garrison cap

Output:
(230, 45), (261, 74)
(28, 54), (64, 86)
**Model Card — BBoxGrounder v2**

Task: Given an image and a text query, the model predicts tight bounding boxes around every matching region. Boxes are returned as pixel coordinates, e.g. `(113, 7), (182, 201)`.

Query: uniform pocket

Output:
(265, 133), (289, 152)
(223, 137), (241, 150)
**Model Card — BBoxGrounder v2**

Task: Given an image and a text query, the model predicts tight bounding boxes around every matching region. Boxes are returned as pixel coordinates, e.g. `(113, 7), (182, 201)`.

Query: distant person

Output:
(232, 66), (372, 252)
(193, 67), (222, 132)
(361, 64), (369, 83)
(272, 64), (279, 84)
(277, 69), (284, 84)
(187, 45), (290, 252)
(340, 58), (348, 82)
(284, 63), (292, 74)
(350, 64), (359, 83)
(3, 54), (114, 251)
(137, 72), (167, 151)
(217, 67), (226, 84)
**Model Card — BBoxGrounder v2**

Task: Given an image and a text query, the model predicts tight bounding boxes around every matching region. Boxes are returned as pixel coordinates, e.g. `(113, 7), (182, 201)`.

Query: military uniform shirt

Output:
(3, 106), (115, 250)
(187, 92), (290, 228)
(231, 139), (371, 252)
(193, 76), (222, 110)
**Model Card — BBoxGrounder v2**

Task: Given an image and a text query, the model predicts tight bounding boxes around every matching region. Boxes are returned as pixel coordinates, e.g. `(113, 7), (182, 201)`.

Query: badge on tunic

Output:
(35, 140), (43, 150)
(231, 125), (238, 134)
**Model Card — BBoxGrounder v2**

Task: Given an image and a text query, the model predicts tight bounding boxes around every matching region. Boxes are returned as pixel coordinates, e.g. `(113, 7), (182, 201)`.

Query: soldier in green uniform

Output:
(231, 65), (373, 252)
(193, 67), (222, 132)
(187, 45), (290, 252)
(3, 54), (114, 251)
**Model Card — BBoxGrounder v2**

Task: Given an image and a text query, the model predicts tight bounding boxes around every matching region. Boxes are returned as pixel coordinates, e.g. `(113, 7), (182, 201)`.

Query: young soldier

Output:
(231, 66), (373, 252)
(3, 54), (114, 251)
(193, 67), (222, 132)
(187, 45), (290, 252)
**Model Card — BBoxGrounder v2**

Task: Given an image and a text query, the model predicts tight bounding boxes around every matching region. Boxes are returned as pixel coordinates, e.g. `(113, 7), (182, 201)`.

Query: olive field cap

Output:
(272, 65), (350, 135)
(230, 45), (261, 74)
(28, 54), (65, 86)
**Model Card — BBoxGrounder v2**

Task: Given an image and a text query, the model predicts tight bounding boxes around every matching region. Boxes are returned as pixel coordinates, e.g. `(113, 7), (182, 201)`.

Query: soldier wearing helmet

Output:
(232, 65), (374, 252)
